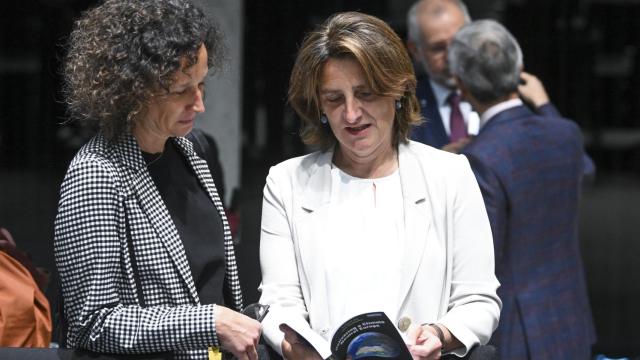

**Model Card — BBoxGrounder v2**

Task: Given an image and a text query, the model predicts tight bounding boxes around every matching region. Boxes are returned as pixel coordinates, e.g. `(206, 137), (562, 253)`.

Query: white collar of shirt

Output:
(480, 98), (523, 130)
(429, 79), (453, 109)
(429, 79), (480, 136)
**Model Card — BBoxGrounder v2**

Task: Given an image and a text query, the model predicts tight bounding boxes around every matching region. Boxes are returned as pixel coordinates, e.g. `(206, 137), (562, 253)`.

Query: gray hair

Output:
(407, 0), (471, 45)
(448, 19), (523, 103)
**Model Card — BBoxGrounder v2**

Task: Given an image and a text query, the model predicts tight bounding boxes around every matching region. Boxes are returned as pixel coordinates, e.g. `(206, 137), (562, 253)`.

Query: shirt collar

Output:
(429, 79), (456, 107)
(480, 98), (523, 129)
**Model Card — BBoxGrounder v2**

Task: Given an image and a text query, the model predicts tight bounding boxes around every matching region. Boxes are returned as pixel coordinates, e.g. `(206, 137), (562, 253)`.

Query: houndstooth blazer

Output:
(54, 131), (243, 359)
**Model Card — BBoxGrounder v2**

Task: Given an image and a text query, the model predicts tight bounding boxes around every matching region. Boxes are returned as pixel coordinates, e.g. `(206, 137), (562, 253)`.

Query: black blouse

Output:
(142, 139), (225, 306)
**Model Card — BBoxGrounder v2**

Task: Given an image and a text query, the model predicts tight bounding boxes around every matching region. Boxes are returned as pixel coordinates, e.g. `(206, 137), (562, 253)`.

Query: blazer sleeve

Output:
(54, 156), (218, 354)
(258, 165), (327, 355)
(536, 102), (561, 118)
(438, 155), (502, 356)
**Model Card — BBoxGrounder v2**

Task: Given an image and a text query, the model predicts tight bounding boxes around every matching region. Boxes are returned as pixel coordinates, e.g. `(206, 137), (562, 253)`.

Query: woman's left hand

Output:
(279, 324), (323, 360)
(406, 324), (443, 360)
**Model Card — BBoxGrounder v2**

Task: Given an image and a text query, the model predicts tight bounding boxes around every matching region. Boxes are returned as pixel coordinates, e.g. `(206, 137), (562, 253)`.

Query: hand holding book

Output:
(406, 324), (443, 359)
(279, 312), (413, 360)
(280, 324), (324, 360)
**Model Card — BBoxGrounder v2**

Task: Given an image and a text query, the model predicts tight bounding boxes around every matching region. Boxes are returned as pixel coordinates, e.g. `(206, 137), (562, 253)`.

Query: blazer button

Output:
(320, 328), (329, 335)
(397, 316), (411, 332)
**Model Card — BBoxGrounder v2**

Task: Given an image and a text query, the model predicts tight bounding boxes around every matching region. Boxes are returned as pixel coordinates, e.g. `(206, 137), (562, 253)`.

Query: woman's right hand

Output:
(215, 305), (262, 360)
(280, 324), (323, 360)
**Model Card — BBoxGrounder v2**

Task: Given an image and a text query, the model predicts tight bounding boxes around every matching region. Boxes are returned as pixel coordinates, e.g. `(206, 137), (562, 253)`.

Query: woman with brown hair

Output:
(258, 11), (501, 360)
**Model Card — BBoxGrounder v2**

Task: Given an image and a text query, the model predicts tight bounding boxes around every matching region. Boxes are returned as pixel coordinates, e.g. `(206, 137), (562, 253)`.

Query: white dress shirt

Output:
(480, 98), (523, 130)
(325, 166), (405, 331)
(430, 80), (480, 136)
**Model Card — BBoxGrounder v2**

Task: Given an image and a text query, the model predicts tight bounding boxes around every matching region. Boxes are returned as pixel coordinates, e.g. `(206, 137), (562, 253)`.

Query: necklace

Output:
(143, 151), (164, 167)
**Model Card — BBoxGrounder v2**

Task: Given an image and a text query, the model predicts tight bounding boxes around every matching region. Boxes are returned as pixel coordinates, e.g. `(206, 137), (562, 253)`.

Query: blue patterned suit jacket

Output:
(410, 75), (450, 148)
(462, 105), (596, 360)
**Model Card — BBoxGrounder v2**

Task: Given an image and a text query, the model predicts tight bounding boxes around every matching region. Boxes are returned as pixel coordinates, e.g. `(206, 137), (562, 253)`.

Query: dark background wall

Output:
(1, 0), (639, 357)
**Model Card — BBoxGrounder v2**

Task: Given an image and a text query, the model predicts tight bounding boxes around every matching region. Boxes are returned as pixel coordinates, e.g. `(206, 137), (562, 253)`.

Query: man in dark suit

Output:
(406, 0), (477, 153)
(450, 20), (596, 359)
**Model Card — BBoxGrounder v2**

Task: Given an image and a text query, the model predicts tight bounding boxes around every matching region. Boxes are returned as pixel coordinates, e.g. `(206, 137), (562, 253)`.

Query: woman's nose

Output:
(192, 88), (205, 113)
(344, 98), (362, 123)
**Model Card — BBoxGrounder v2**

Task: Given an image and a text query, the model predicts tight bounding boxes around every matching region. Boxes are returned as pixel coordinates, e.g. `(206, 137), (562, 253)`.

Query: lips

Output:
(345, 124), (370, 135)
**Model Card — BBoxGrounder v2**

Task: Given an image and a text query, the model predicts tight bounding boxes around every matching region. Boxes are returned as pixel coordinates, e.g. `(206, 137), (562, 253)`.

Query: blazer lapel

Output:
(396, 143), (432, 307)
(300, 150), (334, 213)
(116, 134), (200, 304)
(297, 147), (432, 313)
(295, 150), (337, 326)
(173, 136), (243, 310)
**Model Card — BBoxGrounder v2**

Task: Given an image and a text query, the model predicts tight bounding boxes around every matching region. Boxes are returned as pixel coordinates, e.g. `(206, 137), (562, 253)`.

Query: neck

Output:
(132, 124), (167, 154)
(334, 145), (398, 179)
(472, 92), (519, 116)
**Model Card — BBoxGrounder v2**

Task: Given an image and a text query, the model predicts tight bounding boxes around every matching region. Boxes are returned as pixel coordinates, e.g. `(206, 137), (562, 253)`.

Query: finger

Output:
(409, 338), (441, 359)
(416, 325), (435, 343)
(235, 350), (249, 360)
(0, 228), (15, 245)
(252, 325), (261, 347)
(406, 324), (422, 345)
(280, 324), (301, 345)
(417, 335), (442, 354)
(279, 323), (293, 334)
(281, 339), (293, 358)
(247, 345), (259, 360)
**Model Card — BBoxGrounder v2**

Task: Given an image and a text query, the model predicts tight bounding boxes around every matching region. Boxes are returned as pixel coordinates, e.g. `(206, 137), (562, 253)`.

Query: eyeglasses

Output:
(241, 303), (270, 322)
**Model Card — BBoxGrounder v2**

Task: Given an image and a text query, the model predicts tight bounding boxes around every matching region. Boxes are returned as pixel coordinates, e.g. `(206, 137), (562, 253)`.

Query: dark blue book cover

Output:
(330, 312), (412, 360)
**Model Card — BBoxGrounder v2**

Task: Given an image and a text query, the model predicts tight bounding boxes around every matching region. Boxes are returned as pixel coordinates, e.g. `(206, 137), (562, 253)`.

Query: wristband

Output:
(425, 323), (445, 349)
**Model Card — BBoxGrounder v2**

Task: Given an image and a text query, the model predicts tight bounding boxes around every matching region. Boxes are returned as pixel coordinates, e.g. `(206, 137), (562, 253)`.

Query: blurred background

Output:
(1, 0), (638, 357)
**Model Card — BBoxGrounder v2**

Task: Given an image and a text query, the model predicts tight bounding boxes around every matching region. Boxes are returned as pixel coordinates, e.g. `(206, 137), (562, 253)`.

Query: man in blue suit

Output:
(406, 0), (477, 153)
(450, 20), (596, 359)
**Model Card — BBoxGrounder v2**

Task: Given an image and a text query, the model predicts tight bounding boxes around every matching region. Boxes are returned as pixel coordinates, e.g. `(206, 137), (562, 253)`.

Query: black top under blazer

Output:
(54, 131), (242, 360)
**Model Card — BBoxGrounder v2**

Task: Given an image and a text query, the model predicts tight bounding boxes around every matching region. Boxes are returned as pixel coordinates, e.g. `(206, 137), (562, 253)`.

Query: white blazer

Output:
(258, 141), (501, 357)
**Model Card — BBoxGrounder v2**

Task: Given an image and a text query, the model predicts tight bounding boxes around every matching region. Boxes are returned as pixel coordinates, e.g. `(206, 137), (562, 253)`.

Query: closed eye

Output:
(357, 91), (374, 100)
(325, 95), (343, 103)
(169, 82), (205, 98)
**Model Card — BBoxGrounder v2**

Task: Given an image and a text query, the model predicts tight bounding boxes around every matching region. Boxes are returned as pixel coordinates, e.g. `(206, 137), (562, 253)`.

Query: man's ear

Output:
(455, 77), (484, 113)
(455, 77), (471, 101)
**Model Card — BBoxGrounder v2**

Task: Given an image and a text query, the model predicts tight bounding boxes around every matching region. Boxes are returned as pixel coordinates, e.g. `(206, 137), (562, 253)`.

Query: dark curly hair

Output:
(62, 0), (224, 140)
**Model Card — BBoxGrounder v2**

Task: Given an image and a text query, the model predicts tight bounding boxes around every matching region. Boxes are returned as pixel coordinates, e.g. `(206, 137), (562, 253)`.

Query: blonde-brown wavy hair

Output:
(61, 0), (224, 140)
(288, 11), (422, 150)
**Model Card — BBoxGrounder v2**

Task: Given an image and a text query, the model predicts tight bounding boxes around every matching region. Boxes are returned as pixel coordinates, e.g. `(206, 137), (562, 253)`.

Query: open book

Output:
(283, 311), (412, 360)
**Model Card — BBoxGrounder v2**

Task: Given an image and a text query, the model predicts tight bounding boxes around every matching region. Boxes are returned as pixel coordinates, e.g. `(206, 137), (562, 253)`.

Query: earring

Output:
(395, 100), (402, 110)
(320, 114), (328, 124)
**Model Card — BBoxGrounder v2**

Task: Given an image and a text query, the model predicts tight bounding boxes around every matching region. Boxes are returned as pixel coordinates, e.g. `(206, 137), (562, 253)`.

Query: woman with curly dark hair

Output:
(54, 1), (261, 359)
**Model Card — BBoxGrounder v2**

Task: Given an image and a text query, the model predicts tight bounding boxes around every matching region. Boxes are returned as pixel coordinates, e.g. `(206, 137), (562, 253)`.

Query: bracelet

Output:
(424, 323), (445, 349)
